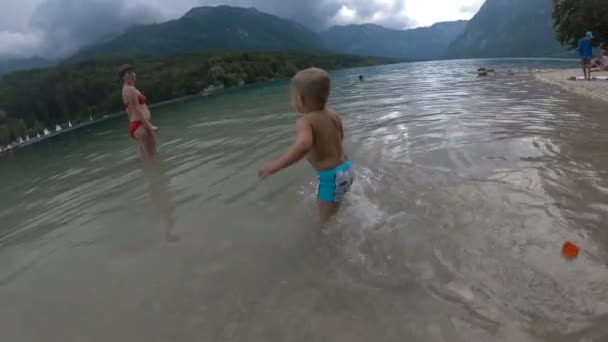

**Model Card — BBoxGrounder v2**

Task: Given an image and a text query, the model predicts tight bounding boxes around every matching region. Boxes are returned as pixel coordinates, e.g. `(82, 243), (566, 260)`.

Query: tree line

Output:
(553, 0), (608, 48)
(0, 52), (394, 145)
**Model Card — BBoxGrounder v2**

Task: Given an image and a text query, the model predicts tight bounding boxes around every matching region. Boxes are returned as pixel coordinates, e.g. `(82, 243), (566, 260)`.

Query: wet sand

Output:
(536, 69), (608, 102)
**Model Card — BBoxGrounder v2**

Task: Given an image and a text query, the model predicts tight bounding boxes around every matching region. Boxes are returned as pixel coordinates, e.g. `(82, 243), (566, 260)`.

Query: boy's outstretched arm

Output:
(259, 118), (312, 178)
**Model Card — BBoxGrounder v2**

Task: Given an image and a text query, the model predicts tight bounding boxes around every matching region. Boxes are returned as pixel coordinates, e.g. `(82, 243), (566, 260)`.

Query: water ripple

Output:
(1, 59), (608, 341)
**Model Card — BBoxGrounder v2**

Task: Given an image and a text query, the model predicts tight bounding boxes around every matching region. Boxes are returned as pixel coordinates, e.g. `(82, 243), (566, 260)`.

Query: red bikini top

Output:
(138, 94), (147, 105)
(124, 92), (147, 108)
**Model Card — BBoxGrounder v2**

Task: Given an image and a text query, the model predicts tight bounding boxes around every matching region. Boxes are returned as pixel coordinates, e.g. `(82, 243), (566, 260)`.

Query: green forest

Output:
(0, 52), (394, 145)
(553, 0), (608, 47)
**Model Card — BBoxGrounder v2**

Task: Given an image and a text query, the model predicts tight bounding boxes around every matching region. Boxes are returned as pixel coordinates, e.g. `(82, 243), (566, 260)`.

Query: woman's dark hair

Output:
(118, 64), (134, 80)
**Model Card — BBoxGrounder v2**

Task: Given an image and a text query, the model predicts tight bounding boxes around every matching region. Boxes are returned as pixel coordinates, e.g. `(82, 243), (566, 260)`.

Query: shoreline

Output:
(0, 67), (366, 153)
(0, 92), (212, 153)
(535, 68), (608, 103)
(1, 114), (121, 153)
(5, 63), (594, 153)
(0, 75), (333, 153)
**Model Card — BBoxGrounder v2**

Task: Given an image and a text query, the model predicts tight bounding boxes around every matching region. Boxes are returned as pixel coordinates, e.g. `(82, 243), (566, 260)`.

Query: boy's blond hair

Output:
(291, 68), (331, 111)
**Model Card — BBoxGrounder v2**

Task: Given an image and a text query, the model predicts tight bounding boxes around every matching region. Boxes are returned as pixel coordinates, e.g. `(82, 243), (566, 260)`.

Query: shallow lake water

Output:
(1, 59), (607, 342)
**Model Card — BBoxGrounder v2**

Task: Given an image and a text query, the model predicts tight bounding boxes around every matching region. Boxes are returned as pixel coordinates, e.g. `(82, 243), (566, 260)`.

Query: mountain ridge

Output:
(1, 3), (576, 75)
(73, 6), (329, 59)
(447, 0), (568, 58)
(0, 57), (55, 77)
(323, 20), (468, 60)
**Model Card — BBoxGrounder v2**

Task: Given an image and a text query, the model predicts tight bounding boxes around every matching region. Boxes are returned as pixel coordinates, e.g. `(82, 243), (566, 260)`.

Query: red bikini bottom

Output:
(129, 120), (143, 138)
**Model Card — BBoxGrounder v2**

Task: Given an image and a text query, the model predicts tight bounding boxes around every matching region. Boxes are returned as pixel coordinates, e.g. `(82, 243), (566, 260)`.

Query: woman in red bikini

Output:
(119, 64), (158, 160)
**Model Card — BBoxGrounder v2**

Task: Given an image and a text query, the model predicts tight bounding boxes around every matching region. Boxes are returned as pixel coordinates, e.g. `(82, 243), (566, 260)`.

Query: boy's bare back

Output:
(259, 67), (354, 225)
(303, 108), (345, 171)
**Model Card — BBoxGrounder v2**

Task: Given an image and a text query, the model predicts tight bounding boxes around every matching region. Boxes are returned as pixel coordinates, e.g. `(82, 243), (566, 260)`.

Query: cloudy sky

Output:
(0, 0), (485, 59)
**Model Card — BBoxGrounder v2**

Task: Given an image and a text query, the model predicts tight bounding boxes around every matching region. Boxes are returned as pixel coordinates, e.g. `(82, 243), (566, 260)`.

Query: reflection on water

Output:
(143, 159), (178, 242)
(1, 59), (608, 342)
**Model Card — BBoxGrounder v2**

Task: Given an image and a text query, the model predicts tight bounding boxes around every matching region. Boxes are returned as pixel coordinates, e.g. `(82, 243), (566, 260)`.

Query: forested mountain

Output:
(0, 52), (394, 144)
(0, 57), (54, 77)
(74, 6), (328, 59)
(447, 0), (567, 58)
(76, 4), (467, 61)
(323, 21), (468, 60)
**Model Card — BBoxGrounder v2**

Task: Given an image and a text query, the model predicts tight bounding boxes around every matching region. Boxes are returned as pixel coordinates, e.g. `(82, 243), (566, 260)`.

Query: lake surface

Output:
(1, 59), (608, 342)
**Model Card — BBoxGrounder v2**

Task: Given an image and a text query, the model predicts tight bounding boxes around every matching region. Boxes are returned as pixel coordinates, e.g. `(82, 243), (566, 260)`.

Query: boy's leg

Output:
(318, 200), (340, 226)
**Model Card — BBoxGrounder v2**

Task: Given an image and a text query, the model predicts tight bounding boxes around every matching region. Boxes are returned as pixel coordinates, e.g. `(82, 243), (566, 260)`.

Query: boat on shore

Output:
(0, 145), (14, 153)
(0, 113), (122, 153)
(201, 84), (225, 96)
(0, 92), (198, 153)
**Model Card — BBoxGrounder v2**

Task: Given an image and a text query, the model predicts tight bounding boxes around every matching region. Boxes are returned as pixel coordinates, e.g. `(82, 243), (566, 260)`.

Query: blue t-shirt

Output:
(579, 38), (593, 58)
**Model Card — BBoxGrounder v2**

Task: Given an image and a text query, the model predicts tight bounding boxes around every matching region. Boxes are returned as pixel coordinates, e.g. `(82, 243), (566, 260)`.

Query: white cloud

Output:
(0, 31), (43, 58)
(406, 0), (484, 27)
(0, 1), (42, 31)
(332, 5), (358, 26)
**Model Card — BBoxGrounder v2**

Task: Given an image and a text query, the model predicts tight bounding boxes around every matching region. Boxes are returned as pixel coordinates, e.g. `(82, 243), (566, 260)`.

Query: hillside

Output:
(447, 0), (567, 58)
(323, 21), (468, 60)
(0, 57), (54, 77)
(74, 6), (327, 59)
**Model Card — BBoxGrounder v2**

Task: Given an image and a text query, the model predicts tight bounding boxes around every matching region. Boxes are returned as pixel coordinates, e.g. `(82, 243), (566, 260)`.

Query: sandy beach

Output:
(536, 68), (608, 102)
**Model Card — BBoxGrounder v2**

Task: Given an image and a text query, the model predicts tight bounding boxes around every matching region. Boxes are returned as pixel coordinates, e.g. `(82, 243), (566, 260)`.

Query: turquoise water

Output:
(1, 59), (608, 341)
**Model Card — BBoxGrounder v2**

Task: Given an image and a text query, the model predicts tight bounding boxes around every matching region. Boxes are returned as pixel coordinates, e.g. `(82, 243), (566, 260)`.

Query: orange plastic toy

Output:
(562, 241), (580, 259)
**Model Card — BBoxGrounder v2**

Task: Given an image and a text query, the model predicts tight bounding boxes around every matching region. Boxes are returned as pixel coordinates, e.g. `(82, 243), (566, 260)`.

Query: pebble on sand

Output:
(562, 241), (580, 259)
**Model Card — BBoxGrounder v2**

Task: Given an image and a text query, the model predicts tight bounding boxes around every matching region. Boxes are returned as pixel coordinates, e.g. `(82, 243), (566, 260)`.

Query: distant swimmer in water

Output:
(359, 75), (364, 81)
(259, 68), (354, 229)
(119, 64), (158, 160)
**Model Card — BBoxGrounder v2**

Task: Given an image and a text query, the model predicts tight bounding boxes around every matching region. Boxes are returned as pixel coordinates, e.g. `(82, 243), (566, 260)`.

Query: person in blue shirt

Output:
(578, 31), (594, 80)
